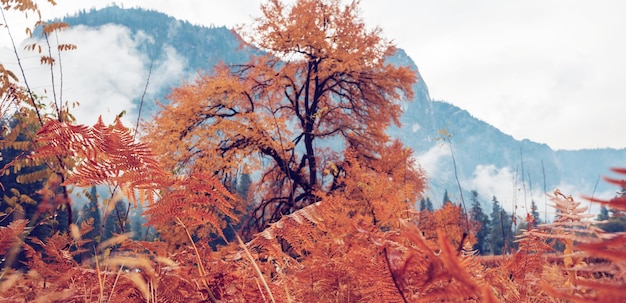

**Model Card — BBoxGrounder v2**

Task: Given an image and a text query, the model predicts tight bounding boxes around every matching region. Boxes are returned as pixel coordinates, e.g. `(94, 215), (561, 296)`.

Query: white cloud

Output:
(146, 44), (186, 96)
(415, 144), (451, 180)
(411, 123), (420, 133)
(6, 24), (145, 126)
(1, 23), (186, 128)
(359, 0), (626, 150)
(465, 164), (542, 217)
(462, 164), (614, 222)
(465, 165), (516, 209)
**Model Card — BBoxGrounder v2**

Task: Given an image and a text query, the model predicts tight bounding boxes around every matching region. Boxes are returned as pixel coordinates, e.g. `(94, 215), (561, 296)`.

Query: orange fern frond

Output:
(246, 197), (330, 259)
(31, 116), (169, 206)
(397, 225), (498, 303)
(540, 231), (626, 302)
(0, 219), (28, 255)
(501, 214), (555, 302)
(529, 185), (626, 302)
(145, 172), (237, 241)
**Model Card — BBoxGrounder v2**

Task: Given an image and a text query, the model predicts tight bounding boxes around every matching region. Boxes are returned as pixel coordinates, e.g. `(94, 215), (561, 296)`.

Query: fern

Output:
(535, 174), (626, 302)
(242, 194), (502, 303)
(502, 214), (554, 302)
(144, 172), (238, 243)
(0, 219), (28, 268)
(31, 116), (168, 207)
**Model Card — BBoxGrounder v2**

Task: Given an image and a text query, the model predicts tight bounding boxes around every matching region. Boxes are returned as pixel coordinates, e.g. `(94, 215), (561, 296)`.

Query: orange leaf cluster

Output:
(146, 0), (418, 231)
(144, 173), (239, 242)
(32, 116), (168, 206)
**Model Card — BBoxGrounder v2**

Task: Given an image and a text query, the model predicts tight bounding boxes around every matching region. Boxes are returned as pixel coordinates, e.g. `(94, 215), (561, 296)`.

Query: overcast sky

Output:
(2, 0), (625, 150)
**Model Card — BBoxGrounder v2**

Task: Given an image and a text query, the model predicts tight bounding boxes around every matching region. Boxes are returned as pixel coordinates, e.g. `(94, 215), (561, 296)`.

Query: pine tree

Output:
(419, 198), (426, 211)
(236, 173), (252, 201)
(608, 187), (626, 218)
(597, 205), (610, 221)
(130, 204), (145, 240)
(597, 188), (626, 232)
(53, 205), (70, 234)
(425, 197), (434, 212)
(442, 190), (451, 205)
(103, 200), (129, 241)
(419, 197), (434, 212)
(469, 191), (490, 254)
(82, 186), (102, 242)
(489, 196), (513, 255)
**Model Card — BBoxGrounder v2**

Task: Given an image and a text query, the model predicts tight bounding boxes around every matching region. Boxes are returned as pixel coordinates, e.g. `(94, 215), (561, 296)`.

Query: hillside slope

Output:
(57, 6), (626, 213)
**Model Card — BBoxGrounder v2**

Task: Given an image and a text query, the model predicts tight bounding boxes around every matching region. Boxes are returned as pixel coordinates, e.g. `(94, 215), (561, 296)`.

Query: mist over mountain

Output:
(44, 6), (626, 215)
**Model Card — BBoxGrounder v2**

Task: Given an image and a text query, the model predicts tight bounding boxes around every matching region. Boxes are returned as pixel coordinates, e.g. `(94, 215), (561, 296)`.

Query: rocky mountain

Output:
(390, 50), (626, 211)
(56, 6), (626, 214)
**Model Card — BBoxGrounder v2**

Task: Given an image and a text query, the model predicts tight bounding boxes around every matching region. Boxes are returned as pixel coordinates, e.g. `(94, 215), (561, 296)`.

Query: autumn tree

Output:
(146, 0), (417, 231)
(328, 140), (425, 228)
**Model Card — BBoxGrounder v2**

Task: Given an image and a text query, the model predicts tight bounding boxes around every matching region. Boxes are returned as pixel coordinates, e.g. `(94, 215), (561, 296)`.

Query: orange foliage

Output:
(241, 194), (494, 302)
(29, 116), (242, 247)
(3, 102), (626, 303)
(145, 0), (417, 231)
(4, 1), (626, 302)
(327, 140), (426, 228)
(417, 203), (474, 250)
(144, 173), (240, 244)
(32, 117), (168, 207)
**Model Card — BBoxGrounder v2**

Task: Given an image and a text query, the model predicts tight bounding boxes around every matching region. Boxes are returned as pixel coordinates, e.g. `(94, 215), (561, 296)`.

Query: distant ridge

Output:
(60, 6), (626, 212)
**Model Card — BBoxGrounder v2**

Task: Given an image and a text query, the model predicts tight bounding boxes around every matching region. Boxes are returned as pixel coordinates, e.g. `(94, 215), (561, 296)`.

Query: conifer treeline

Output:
(418, 188), (626, 255)
(418, 190), (515, 255)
